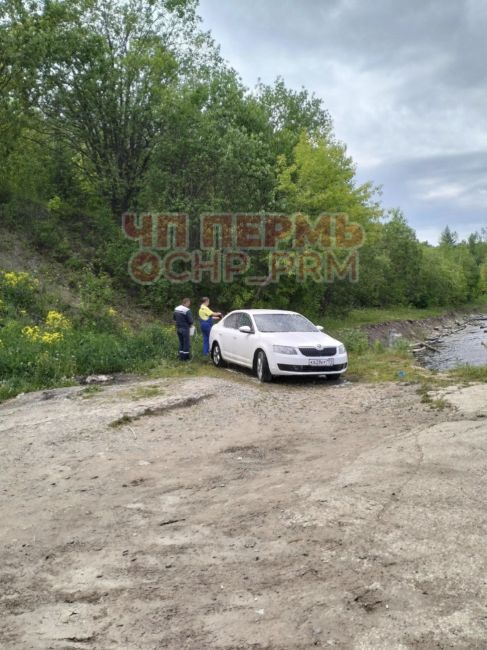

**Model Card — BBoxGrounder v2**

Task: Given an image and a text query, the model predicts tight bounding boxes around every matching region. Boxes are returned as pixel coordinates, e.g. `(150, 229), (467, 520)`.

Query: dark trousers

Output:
(177, 328), (190, 361)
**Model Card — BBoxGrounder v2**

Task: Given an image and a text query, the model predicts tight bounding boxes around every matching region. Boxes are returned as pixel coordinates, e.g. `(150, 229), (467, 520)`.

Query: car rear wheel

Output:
(256, 350), (272, 383)
(211, 342), (227, 368)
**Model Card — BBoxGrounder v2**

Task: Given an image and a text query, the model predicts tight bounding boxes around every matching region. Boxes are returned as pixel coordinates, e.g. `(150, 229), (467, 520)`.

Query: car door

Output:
(232, 313), (255, 367)
(218, 312), (239, 361)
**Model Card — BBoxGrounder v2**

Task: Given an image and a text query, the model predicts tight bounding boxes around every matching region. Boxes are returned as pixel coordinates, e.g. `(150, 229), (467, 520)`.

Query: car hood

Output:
(260, 331), (343, 348)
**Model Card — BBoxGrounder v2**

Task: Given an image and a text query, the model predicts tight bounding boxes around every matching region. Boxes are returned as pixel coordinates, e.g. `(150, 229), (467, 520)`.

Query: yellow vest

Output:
(199, 304), (214, 321)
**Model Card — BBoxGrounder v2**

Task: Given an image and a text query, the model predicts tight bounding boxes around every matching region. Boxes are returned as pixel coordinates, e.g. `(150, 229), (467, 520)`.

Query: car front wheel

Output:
(211, 342), (226, 368)
(256, 350), (272, 383)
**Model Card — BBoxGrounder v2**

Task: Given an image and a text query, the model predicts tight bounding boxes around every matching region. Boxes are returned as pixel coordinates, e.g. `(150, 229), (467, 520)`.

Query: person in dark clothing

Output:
(173, 298), (194, 361)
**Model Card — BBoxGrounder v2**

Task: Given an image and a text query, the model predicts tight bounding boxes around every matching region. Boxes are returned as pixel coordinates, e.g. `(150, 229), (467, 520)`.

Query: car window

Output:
(237, 313), (254, 331)
(223, 313), (239, 329)
(253, 313), (317, 332)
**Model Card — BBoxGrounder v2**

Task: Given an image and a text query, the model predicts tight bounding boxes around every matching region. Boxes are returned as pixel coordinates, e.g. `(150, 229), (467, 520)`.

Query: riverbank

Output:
(325, 299), (487, 326)
(2, 374), (487, 648)
(414, 314), (487, 370)
(320, 302), (487, 384)
(324, 301), (487, 342)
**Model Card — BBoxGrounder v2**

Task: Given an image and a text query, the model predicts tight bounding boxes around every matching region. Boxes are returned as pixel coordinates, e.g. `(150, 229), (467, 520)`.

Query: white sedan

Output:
(209, 309), (348, 382)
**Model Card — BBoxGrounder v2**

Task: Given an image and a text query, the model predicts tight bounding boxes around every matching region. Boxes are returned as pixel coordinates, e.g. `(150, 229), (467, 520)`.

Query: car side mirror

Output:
(239, 325), (252, 334)
(316, 325), (324, 331)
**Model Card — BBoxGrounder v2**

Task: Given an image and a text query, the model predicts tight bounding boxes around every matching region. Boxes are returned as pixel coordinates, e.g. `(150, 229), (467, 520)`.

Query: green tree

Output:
(379, 209), (423, 305)
(439, 225), (458, 247)
(256, 78), (333, 162)
(3, 0), (210, 216)
(276, 131), (381, 223)
(273, 131), (382, 312)
(142, 70), (275, 215)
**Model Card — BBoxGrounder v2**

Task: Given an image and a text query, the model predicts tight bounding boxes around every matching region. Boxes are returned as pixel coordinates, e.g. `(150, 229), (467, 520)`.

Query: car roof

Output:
(226, 309), (299, 315)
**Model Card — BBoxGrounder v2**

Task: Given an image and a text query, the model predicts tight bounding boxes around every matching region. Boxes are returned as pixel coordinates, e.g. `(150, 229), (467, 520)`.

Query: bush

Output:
(77, 270), (122, 331)
(337, 327), (369, 354)
(0, 269), (177, 401)
(0, 321), (175, 401)
(0, 270), (41, 313)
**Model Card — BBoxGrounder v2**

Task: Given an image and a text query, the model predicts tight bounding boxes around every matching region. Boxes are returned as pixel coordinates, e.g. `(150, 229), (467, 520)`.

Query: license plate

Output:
(309, 358), (334, 367)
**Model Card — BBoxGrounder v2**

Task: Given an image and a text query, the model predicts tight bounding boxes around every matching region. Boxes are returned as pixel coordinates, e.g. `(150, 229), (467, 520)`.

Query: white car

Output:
(209, 309), (348, 382)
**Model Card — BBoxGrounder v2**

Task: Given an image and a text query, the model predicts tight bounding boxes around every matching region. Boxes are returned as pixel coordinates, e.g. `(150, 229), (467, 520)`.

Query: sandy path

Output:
(1, 373), (486, 649)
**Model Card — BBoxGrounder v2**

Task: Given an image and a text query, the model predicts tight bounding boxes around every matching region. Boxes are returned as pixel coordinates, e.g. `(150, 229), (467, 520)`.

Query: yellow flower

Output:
(2, 271), (39, 289)
(41, 331), (63, 344)
(45, 310), (71, 330)
(22, 321), (64, 344)
(107, 307), (117, 317)
(3, 272), (19, 287)
(22, 325), (42, 342)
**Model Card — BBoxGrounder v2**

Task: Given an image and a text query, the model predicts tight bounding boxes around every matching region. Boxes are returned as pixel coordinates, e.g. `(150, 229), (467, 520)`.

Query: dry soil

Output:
(1, 371), (487, 649)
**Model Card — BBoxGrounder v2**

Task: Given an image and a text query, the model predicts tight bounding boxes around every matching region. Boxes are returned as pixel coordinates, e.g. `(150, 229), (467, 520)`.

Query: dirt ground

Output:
(1, 370), (487, 650)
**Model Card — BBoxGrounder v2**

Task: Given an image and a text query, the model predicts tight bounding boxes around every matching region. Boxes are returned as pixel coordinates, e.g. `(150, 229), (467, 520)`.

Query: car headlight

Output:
(272, 345), (298, 355)
(337, 344), (346, 355)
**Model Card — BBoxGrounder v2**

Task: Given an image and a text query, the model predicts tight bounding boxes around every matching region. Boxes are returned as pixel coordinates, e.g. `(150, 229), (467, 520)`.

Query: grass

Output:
(347, 347), (486, 388)
(416, 383), (451, 410)
(346, 348), (430, 383)
(122, 384), (165, 400)
(109, 414), (133, 428)
(147, 356), (227, 380)
(346, 348), (486, 412)
(81, 384), (103, 398)
(324, 306), (446, 331)
(0, 320), (177, 402)
(448, 364), (487, 383)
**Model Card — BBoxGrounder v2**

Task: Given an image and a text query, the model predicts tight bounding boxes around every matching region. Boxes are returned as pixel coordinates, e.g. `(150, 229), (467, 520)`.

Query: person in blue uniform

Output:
(173, 298), (194, 361)
(198, 297), (222, 355)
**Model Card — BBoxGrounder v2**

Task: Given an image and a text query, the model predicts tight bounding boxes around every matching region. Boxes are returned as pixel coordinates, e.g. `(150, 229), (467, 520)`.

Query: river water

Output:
(422, 316), (487, 370)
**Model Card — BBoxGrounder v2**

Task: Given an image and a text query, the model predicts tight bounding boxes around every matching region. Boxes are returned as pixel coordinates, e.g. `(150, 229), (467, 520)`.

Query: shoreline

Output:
(359, 308), (487, 346)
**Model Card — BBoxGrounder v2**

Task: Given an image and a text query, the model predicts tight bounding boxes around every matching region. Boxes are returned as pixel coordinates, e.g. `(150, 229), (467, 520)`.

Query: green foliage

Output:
(276, 131), (381, 223)
(78, 271), (116, 329)
(0, 0), (486, 332)
(380, 209), (423, 305)
(372, 340), (386, 354)
(2, 0), (206, 214)
(439, 226), (458, 247)
(449, 364), (487, 383)
(418, 388), (449, 411)
(0, 270), (40, 312)
(141, 71), (276, 214)
(0, 268), (180, 401)
(256, 78), (333, 162)
(333, 328), (369, 354)
(0, 321), (176, 401)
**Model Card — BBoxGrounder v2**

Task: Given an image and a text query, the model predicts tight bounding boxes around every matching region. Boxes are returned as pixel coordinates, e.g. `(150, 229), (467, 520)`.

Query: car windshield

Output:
(253, 314), (318, 333)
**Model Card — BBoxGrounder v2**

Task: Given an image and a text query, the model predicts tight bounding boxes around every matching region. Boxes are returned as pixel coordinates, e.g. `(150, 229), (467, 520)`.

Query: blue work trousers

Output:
(200, 319), (213, 355)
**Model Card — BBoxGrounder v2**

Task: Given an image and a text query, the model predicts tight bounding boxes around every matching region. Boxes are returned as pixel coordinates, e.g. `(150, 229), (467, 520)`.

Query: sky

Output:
(198, 0), (487, 243)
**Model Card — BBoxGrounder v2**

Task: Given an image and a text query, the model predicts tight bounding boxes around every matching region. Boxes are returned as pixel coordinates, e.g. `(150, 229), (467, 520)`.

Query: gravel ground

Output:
(1, 371), (486, 649)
